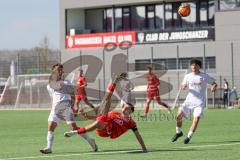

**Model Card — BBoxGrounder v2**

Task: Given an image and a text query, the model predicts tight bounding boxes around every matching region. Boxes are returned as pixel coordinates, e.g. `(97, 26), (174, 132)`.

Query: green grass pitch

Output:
(0, 109), (239, 160)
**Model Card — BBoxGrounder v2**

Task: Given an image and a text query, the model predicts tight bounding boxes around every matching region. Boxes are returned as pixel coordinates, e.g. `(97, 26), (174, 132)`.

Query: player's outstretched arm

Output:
(133, 129), (147, 153)
(181, 84), (188, 90)
(211, 82), (217, 92)
(79, 109), (97, 120)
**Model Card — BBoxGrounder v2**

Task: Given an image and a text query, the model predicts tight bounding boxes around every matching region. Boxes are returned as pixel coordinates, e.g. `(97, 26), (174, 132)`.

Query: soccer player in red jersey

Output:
(64, 73), (147, 153)
(74, 69), (96, 113)
(141, 66), (171, 118)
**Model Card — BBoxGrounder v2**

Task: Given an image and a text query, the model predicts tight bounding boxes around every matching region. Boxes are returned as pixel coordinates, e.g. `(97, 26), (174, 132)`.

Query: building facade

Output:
(59, 0), (240, 102)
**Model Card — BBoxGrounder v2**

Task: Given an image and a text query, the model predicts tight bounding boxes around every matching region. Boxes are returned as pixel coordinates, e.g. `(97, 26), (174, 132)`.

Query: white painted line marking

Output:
(1, 142), (240, 160)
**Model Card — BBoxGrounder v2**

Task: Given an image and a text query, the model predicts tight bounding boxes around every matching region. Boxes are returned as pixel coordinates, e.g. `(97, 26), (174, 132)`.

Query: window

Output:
(179, 58), (191, 69)
(205, 57), (216, 69)
(115, 8), (122, 31)
(136, 57), (216, 71)
(104, 9), (113, 32)
(167, 58), (177, 70)
(155, 4), (164, 29)
(135, 59), (151, 71)
(165, 3), (173, 28)
(200, 0), (208, 26)
(172, 2), (181, 28)
(123, 7), (131, 30)
(153, 59), (167, 70)
(147, 5), (155, 29)
(208, 0), (215, 26)
(219, 0), (240, 10)
(101, 1), (216, 33)
(131, 6), (146, 30)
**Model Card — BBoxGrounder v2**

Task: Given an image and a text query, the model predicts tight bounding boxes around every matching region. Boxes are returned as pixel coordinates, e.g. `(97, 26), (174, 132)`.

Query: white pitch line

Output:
(0, 108), (51, 111)
(1, 142), (240, 160)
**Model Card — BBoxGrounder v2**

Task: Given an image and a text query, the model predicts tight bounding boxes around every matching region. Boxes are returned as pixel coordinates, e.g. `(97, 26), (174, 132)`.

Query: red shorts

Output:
(75, 95), (87, 102)
(95, 115), (110, 138)
(147, 89), (159, 100)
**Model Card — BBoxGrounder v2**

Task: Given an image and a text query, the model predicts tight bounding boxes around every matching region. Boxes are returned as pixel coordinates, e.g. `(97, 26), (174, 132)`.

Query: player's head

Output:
(51, 63), (63, 80)
(147, 66), (152, 73)
(78, 69), (83, 76)
(122, 103), (135, 117)
(190, 59), (201, 73)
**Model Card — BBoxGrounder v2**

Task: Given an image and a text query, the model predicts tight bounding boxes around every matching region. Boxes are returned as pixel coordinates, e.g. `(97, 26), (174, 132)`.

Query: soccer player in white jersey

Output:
(119, 73), (134, 107)
(40, 63), (97, 154)
(171, 59), (217, 144)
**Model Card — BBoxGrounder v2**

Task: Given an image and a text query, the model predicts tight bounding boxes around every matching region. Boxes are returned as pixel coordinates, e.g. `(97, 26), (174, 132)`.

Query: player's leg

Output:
(73, 96), (81, 112)
(183, 107), (203, 144)
(65, 106), (98, 151)
(183, 117), (200, 144)
(155, 97), (169, 108)
(83, 98), (96, 111)
(68, 122), (98, 151)
(141, 98), (152, 118)
(64, 120), (105, 137)
(155, 96), (171, 113)
(171, 105), (190, 142)
(40, 121), (58, 154)
(98, 73), (125, 116)
(223, 93), (227, 108)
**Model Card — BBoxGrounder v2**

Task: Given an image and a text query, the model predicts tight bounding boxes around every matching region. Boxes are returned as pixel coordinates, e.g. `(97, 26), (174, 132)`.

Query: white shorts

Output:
(48, 101), (75, 125)
(179, 103), (204, 118)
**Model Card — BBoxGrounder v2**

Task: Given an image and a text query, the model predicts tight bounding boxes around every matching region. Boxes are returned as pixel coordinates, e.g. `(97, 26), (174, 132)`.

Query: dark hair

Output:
(52, 63), (63, 70)
(146, 66), (152, 70)
(126, 103), (135, 112)
(190, 59), (202, 68)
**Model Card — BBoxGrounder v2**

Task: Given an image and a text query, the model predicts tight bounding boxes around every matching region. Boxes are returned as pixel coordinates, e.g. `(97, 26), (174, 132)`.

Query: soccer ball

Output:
(178, 3), (191, 17)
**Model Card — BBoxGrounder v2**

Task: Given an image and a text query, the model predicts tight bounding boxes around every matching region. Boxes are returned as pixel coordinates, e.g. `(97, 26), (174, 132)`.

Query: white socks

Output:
(176, 127), (194, 139)
(79, 133), (96, 150)
(176, 127), (182, 134)
(47, 131), (54, 150)
(187, 131), (194, 139)
(80, 133), (93, 143)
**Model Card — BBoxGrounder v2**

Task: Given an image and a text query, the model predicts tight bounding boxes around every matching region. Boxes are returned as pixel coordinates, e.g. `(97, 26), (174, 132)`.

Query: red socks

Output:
(145, 105), (149, 114)
(108, 83), (116, 92)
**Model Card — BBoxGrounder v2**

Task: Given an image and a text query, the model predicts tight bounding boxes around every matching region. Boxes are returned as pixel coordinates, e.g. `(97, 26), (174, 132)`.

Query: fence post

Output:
(206, 88), (208, 109)
(102, 50), (106, 94)
(168, 76), (170, 102)
(29, 77), (33, 107)
(231, 42), (234, 88)
(219, 75), (222, 108)
(98, 78), (101, 103)
(213, 90), (215, 108)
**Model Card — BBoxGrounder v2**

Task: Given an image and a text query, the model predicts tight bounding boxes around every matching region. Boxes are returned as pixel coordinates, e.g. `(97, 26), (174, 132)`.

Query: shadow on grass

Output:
(190, 140), (240, 145)
(92, 147), (196, 155)
(56, 142), (236, 156)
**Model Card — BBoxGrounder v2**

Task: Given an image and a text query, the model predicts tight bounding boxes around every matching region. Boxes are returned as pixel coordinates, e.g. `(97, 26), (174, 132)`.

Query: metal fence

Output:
(0, 72), (239, 109)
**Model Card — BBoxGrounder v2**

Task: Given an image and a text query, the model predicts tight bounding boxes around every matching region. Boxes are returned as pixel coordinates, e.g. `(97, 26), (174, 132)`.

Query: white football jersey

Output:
(120, 79), (134, 93)
(47, 80), (72, 106)
(182, 72), (215, 107)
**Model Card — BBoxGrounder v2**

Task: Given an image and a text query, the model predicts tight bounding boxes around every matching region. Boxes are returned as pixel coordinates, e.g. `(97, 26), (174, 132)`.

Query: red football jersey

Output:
(96, 112), (137, 139)
(146, 73), (160, 92)
(77, 76), (86, 95)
